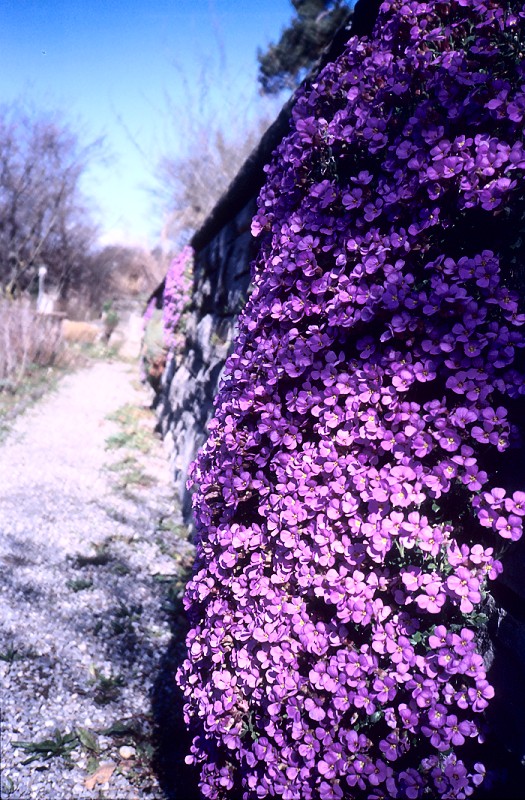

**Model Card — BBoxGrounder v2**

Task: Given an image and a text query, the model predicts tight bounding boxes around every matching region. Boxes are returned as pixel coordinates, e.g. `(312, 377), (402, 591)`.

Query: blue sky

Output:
(0, 0), (295, 248)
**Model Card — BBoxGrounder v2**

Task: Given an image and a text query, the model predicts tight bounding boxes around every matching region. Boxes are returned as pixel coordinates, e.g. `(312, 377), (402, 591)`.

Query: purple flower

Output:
(176, 2), (525, 797)
(162, 246), (193, 350)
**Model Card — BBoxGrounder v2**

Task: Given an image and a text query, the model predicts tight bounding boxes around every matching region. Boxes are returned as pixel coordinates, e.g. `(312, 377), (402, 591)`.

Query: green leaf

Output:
(86, 756), (100, 774)
(62, 732), (79, 745)
(138, 742), (155, 760)
(12, 740), (37, 750)
(13, 730), (79, 763)
(13, 738), (56, 753)
(76, 727), (100, 754)
(22, 754), (44, 765)
(97, 719), (138, 737)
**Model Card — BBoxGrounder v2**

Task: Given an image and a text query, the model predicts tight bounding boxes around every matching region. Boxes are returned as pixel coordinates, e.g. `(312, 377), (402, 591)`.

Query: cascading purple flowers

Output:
(177, 1), (525, 798)
(162, 245), (193, 352)
(141, 246), (192, 387)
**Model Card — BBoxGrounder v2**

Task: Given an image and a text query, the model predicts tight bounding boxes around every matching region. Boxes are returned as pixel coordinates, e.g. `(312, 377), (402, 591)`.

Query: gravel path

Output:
(0, 359), (193, 800)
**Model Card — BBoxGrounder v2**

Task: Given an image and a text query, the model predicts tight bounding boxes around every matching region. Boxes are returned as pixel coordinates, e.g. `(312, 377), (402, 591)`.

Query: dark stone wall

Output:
(483, 535), (525, 796)
(155, 197), (257, 519)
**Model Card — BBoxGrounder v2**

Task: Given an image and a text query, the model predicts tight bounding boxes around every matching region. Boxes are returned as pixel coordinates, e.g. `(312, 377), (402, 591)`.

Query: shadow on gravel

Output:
(150, 602), (201, 800)
(0, 533), (62, 612)
(0, 567), (49, 607)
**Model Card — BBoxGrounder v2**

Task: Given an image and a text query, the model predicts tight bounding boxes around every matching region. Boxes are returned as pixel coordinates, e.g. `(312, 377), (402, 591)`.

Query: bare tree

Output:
(154, 51), (280, 248)
(92, 244), (167, 297)
(0, 101), (105, 298)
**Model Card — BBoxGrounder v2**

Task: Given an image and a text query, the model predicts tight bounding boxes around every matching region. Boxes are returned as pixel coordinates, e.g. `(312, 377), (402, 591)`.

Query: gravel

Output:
(0, 359), (194, 800)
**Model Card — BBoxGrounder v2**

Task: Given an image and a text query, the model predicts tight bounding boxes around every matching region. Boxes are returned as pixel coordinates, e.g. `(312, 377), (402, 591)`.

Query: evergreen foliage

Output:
(257, 0), (352, 95)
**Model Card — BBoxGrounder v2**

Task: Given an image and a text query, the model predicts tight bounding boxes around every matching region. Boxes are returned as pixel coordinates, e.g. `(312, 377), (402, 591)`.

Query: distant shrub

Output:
(140, 306), (166, 393)
(101, 301), (120, 344)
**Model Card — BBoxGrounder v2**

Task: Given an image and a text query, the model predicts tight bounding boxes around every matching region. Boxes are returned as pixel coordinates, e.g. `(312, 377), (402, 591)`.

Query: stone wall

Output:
(155, 197), (257, 519)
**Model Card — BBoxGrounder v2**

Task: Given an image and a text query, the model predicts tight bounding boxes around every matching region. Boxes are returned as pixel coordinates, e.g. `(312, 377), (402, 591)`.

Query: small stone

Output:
(119, 746), (135, 760)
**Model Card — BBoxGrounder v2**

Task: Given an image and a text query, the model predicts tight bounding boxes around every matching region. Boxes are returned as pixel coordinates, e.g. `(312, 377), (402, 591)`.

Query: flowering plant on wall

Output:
(140, 246), (193, 389)
(162, 244), (193, 353)
(177, 1), (525, 798)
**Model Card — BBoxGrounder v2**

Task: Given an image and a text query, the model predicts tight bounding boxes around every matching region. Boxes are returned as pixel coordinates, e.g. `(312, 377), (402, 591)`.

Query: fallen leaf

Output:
(84, 762), (115, 790)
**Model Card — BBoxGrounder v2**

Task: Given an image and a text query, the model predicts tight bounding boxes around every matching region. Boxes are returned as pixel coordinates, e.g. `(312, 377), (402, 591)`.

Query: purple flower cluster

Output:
(162, 245), (193, 352)
(177, 1), (525, 798)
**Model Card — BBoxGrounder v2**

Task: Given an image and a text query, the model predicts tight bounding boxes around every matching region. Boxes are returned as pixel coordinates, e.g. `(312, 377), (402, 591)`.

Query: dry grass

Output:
(0, 298), (65, 390)
(61, 318), (101, 344)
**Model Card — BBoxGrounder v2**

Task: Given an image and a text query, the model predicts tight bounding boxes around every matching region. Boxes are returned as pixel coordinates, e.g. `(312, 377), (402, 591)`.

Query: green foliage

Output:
(89, 667), (125, 706)
(140, 308), (167, 391)
(71, 544), (113, 569)
(12, 729), (79, 765)
(107, 452), (153, 494)
(104, 403), (157, 495)
(76, 726), (100, 754)
(142, 309), (165, 359)
(105, 404), (153, 454)
(257, 0), (352, 94)
(0, 645), (24, 663)
(66, 577), (94, 592)
(102, 301), (120, 342)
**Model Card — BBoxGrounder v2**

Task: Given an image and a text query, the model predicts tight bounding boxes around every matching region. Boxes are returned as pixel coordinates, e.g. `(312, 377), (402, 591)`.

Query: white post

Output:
(37, 266), (47, 313)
